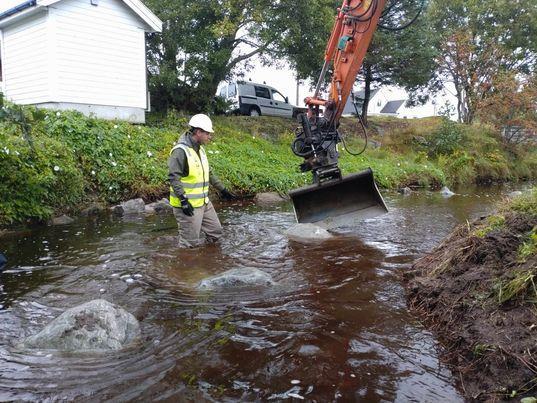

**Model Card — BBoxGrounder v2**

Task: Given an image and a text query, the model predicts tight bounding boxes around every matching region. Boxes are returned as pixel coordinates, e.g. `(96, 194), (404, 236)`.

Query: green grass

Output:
(0, 105), (535, 226)
(517, 227), (537, 263)
(495, 270), (537, 304)
(472, 215), (506, 238)
(504, 188), (537, 217)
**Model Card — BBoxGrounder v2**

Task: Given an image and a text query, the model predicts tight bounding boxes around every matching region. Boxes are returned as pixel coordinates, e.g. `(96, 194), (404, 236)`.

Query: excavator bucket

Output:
(288, 168), (388, 229)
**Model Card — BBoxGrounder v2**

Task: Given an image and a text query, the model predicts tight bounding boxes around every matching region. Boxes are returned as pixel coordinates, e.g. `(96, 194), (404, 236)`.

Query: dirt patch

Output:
(405, 212), (537, 401)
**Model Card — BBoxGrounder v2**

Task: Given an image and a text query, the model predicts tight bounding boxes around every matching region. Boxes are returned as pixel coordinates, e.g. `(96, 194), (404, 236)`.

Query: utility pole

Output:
(296, 75), (300, 105)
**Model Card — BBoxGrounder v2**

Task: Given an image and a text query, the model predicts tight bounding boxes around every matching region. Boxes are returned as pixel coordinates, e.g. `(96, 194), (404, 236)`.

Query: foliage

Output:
(357, 14), (439, 124)
(427, 118), (464, 156)
(0, 115), (84, 224)
(0, 102), (536, 226)
(475, 72), (537, 144)
(504, 188), (537, 217)
(275, 0), (336, 82)
(428, 0), (537, 123)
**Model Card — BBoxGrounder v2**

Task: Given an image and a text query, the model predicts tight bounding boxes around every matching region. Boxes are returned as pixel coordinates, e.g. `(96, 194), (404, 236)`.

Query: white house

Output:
(0, 0), (162, 123)
(342, 86), (457, 119)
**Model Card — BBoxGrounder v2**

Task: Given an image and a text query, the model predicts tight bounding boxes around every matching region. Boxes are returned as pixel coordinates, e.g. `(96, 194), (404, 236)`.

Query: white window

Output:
(272, 90), (287, 103)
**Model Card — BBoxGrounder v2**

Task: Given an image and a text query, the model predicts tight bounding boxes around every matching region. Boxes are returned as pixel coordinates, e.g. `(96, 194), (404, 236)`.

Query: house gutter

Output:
(0, 0), (37, 22)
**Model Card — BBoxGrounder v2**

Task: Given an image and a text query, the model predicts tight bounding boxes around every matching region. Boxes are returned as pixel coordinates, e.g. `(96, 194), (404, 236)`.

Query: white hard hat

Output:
(188, 114), (214, 133)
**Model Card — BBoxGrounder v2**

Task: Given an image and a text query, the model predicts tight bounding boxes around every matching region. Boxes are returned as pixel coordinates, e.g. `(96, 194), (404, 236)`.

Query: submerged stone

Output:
(284, 223), (333, 243)
(19, 299), (140, 352)
(197, 268), (275, 290)
(298, 344), (321, 356)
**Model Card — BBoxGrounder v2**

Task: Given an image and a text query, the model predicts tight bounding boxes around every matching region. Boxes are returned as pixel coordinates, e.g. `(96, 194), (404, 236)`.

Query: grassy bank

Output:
(406, 188), (537, 400)
(1, 104), (535, 226)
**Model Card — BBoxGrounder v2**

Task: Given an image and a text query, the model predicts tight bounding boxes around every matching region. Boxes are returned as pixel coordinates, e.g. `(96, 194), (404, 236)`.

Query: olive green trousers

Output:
(172, 201), (223, 247)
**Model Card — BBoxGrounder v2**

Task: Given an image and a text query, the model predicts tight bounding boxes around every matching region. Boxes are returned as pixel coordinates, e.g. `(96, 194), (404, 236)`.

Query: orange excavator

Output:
(289, 0), (389, 229)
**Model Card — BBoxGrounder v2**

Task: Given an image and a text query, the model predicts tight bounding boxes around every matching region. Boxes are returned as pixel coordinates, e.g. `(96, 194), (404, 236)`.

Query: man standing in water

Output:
(168, 114), (235, 247)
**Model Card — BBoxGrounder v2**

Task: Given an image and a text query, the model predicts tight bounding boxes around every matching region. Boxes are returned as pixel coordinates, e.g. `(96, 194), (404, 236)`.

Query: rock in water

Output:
(198, 268), (275, 290)
(255, 192), (287, 206)
(120, 198), (146, 215)
(49, 214), (75, 226)
(440, 186), (455, 197)
(284, 223), (333, 243)
(19, 299), (140, 352)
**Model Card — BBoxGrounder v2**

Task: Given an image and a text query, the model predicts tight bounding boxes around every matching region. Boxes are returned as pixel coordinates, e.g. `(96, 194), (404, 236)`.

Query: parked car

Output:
(218, 81), (299, 118)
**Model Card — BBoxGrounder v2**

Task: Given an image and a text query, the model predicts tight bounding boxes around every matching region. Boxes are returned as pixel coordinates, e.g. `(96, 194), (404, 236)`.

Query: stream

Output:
(0, 184), (529, 401)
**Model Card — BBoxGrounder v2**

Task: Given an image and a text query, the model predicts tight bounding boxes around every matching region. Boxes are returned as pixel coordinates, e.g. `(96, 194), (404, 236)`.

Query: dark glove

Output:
(179, 196), (194, 216)
(220, 188), (237, 201)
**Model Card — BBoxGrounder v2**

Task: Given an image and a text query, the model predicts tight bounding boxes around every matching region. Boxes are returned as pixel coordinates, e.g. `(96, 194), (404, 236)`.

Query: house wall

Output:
(52, 0), (147, 110)
(368, 91), (389, 114)
(2, 12), (50, 104)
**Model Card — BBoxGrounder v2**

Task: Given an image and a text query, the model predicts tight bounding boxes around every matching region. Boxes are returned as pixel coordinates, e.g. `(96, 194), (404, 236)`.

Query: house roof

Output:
(353, 88), (380, 101)
(0, 0), (162, 32)
(380, 99), (405, 114)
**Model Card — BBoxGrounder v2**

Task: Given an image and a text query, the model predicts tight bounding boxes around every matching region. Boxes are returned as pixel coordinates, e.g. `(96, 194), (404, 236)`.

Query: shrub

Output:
(428, 119), (465, 156)
(0, 126), (84, 224)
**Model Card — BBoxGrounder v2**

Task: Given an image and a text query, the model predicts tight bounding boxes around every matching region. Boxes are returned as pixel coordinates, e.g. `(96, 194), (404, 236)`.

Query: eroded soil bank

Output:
(405, 200), (537, 401)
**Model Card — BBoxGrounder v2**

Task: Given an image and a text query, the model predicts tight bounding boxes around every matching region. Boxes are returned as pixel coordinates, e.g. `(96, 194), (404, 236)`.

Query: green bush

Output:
(428, 119), (465, 156)
(0, 124), (84, 224)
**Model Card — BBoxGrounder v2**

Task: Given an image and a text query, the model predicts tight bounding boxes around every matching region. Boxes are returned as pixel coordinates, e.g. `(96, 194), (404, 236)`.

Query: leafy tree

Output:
(428, 0), (537, 123)
(275, 0), (337, 82)
(475, 72), (537, 144)
(358, 17), (439, 126)
(144, 0), (299, 113)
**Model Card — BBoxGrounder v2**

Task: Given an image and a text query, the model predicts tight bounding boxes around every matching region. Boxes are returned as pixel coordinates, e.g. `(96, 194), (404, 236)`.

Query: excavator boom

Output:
(289, 0), (388, 228)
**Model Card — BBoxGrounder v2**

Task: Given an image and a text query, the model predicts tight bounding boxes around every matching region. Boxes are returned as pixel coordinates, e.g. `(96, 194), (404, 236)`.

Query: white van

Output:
(218, 81), (296, 118)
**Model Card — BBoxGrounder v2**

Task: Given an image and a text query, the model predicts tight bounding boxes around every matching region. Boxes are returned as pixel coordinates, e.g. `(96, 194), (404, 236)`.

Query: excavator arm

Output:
(311, 0), (387, 121)
(289, 0), (388, 228)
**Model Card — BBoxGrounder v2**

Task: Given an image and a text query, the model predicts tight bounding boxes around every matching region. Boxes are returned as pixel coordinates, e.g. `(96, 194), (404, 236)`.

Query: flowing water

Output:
(0, 185), (529, 401)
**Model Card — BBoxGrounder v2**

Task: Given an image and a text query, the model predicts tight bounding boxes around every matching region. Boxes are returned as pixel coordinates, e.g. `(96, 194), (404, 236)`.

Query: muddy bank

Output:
(405, 202), (537, 400)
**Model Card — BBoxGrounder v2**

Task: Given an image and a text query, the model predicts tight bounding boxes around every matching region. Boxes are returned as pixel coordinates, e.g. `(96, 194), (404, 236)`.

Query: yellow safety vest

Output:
(169, 143), (210, 208)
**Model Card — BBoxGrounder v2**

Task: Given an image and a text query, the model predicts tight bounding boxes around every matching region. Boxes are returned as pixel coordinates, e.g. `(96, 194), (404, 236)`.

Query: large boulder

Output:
(197, 268), (275, 290)
(255, 192), (287, 206)
(19, 299), (140, 352)
(145, 198), (172, 215)
(80, 203), (106, 217)
(284, 223), (333, 243)
(48, 214), (75, 226)
(120, 198), (146, 215)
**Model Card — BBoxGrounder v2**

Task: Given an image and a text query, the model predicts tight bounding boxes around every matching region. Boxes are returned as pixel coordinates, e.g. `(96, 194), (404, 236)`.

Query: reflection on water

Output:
(0, 184), (529, 401)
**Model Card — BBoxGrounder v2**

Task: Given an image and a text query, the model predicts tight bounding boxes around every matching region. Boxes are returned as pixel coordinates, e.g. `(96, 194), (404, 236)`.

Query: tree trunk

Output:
(360, 64), (372, 128)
